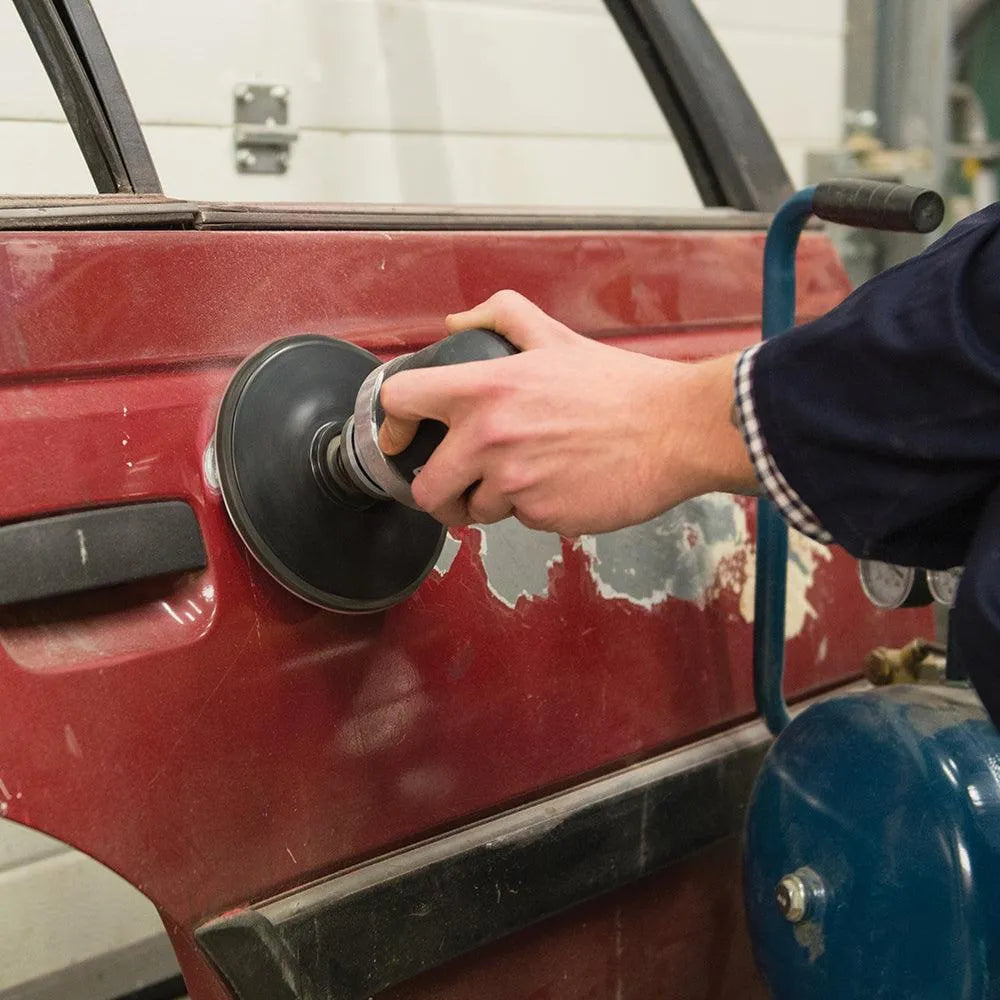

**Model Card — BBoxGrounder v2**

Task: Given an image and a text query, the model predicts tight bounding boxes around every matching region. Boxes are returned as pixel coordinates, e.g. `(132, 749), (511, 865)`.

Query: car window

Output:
(91, 0), (703, 208)
(2, 1), (845, 212)
(0, 4), (96, 195)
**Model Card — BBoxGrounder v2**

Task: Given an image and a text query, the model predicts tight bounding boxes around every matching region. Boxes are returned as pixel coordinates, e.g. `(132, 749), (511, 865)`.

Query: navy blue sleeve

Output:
(750, 203), (1000, 570)
(951, 484), (1000, 724)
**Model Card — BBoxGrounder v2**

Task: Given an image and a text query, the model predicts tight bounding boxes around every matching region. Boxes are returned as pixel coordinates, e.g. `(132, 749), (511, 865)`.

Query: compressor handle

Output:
(811, 180), (944, 234)
(755, 181), (944, 736)
(379, 329), (519, 483)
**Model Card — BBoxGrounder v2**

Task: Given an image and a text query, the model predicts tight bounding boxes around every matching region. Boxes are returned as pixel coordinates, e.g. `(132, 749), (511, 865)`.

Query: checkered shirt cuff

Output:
(733, 344), (833, 543)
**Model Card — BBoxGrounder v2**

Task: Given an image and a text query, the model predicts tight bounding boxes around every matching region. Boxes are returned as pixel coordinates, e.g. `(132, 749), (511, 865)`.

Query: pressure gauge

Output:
(927, 567), (963, 608)
(858, 560), (932, 609)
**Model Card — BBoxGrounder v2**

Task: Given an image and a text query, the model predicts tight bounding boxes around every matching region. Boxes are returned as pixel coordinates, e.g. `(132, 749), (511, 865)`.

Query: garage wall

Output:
(1, 0), (845, 207)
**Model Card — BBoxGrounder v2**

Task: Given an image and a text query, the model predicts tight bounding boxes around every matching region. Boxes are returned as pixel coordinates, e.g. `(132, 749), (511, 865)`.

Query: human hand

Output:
(378, 291), (754, 536)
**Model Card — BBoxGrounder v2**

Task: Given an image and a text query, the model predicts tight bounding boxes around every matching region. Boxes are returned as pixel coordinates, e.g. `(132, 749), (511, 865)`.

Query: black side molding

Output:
(196, 718), (772, 1000)
(0, 501), (206, 606)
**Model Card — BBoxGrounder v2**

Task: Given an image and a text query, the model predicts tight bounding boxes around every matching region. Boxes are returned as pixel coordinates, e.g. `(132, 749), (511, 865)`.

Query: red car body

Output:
(0, 3), (932, 997)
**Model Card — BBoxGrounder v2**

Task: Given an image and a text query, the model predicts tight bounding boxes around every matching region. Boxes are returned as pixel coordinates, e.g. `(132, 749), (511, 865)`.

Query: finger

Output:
(445, 289), (577, 351)
(377, 367), (462, 455)
(379, 368), (454, 422)
(409, 428), (482, 527)
(378, 413), (420, 455)
(465, 480), (516, 525)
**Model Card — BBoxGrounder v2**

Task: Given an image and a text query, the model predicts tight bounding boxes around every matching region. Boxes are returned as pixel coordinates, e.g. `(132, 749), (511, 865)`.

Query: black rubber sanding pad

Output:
(215, 335), (445, 612)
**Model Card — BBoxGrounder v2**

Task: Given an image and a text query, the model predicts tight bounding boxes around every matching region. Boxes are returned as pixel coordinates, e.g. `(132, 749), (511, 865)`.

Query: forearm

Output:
(664, 352), (758, 501)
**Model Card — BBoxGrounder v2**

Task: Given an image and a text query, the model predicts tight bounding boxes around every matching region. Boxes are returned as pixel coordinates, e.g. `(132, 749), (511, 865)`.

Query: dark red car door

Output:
(0, 3), (931, 998)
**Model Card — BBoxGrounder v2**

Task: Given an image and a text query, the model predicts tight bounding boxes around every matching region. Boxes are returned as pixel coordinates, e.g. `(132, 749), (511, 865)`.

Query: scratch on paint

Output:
(147, 636), (250, 788)
(613, 905), (624, 1000)
(286, 846), (297, 864)
(638, 788), (650, 871)
(64, 724), (83, 759)
(242, 550), (264, 649)
(0, 776), (12, 801)
(76, 529), (88, 566)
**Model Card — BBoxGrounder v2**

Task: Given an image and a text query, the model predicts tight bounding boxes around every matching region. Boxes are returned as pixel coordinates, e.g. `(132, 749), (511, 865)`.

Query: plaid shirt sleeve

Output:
(732, 344), (833, 544)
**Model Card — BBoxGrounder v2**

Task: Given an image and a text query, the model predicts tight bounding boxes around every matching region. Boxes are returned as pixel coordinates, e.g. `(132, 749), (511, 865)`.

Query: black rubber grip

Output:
(811, 180), (944, 234)
(381, 329), (519, 483)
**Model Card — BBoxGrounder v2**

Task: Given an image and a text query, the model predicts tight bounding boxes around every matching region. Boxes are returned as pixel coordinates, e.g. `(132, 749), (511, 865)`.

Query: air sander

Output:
(213, 329), (517, 613)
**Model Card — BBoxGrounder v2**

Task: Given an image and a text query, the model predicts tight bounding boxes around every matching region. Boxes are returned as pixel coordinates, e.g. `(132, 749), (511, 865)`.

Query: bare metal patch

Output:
(433, 532), (461, 576)
(739, 529), (833, 638)
(473, 521), (563, 609)
(582, 494), (747, 609)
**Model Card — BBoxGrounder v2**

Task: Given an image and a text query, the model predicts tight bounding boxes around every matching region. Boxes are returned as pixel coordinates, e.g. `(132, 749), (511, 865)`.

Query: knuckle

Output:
(466, 497), (491, 524)
(478, 413), (512, 448)
(495, 461), (528, 496)
(489, 288), (525, 319)
(410, 474), (435, 511)
(435, 503), (471, 528)
(515, 499), (553, 532)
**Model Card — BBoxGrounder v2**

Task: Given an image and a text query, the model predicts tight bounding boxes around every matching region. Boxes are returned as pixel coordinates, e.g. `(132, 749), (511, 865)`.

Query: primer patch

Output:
(434, 532), (461, 576)
(739, 529), (834, 638)
(473, 520), (563, 608)
(582, 494), (747, 609)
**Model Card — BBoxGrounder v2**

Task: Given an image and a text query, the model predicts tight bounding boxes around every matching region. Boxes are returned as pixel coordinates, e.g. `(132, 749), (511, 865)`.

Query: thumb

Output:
(445, 289), (578, 351)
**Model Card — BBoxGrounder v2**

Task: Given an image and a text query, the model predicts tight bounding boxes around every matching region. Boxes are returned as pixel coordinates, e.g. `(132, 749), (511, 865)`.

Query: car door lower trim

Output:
(195, 712), (775, 1000)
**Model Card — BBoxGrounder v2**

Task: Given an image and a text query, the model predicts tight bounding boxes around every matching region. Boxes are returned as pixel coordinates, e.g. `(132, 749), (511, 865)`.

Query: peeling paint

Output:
(474, 520), (563, 608)
(582, 494), (748, 609)
(467, 495), (832, 633)
(433, 532), (461, 576)
(739, 530), (834, 638)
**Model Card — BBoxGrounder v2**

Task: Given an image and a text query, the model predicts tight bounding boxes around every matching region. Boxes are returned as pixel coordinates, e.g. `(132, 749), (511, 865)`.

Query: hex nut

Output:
(775, 867), (826, 924)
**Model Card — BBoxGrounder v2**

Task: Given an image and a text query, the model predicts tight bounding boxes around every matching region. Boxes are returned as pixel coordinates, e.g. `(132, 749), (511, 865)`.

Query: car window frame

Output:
(13, 0), (159, 194)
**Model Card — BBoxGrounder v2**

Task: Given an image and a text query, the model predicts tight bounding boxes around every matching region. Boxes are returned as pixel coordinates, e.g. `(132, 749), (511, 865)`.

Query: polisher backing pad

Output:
(214, 335), (445, 612)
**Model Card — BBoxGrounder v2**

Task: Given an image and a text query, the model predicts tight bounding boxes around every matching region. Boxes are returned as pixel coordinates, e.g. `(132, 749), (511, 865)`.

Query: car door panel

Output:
(0, 220), (931, 997)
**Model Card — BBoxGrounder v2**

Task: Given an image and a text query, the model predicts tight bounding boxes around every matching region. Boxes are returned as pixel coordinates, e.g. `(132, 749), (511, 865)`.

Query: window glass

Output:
(92, 0), (702, 209)
(0, 4), (96, 195)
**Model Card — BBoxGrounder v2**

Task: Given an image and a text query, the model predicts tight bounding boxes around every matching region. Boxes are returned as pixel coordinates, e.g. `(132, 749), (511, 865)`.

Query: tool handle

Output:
(811, 180), (944, 233)
(381, 329), (519, 482)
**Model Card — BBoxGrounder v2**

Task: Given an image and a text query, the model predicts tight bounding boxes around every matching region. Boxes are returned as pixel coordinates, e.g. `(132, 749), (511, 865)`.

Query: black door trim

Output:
(0, 199), (787, 233)
(13, 0), (160, 194)
(195, 714), (774, 1000)
(603, 0), (792, 211)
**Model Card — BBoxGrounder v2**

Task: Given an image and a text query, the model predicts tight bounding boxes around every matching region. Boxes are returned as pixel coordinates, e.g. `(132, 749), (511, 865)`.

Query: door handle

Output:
(0, 501), (206, 606)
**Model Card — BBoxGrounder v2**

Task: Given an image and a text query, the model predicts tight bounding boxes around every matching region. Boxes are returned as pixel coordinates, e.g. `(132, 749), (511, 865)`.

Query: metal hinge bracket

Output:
(233, 83), (298, 175)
